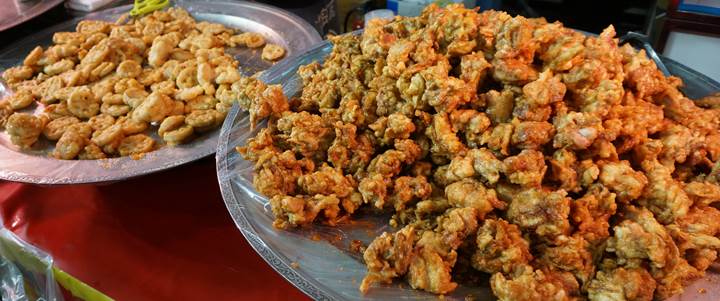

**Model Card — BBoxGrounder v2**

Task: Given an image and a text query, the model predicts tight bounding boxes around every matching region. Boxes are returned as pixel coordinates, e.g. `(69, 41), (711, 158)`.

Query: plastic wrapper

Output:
(215, 38), (720, 300)
(0, 0), (321, 185)
(0, 215), (64, 301)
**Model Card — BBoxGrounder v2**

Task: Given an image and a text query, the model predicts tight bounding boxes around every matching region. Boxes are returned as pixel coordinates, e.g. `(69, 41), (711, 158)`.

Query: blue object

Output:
(678, 1), (720, 16)
(387, 0), (398, 13)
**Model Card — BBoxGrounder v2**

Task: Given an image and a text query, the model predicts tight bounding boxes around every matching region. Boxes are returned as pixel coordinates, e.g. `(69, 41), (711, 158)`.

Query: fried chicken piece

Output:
(503, 149), (547, 187)
(472, 218), (532, 274)
(434, 207), (479, 249)
(536, 234), (595, 286)
(598, 161), (647, 203)
(511, 121), (555, 150)
(490, 265), (581, 301)
(360, 18), (395, 60)
(571, 185), (617, 244)
(587, 267), (656, 301)
(369, 113), (416, 146)
(552, 112), (603, 150)
(606, 206), (678, 269)
(426, 112), (467, 159)
(298, 164), (355, 199)
(361, 225), (417, 292)
(459, 52), (491, 93)
(449, 109), (491, 147)
(683, 181), (720, 206)
(385, 39), (415, 77)
(276, 111), (334, 160)
(637, 158), (691, 224)
(419, 61), (474, 113)
(327, 122), (375, 173)
(513, 71), (566, 122)
(658, 122), (696, 165)
(408, 207), (479, 294)
(402, 197), (452, 226)
(535, 23), (585, 72)
(605, 99), (665, 154)
(389, 175), (432, 212)
(425, 4), (481, 56)
(436, 148), (505, 186)
(506, 187), (571, 240)
(622, 45), (667, 100)
(481, 88), (516, 124)
(577, 159), (600, 188)
(253, 150), (314, 198)
(548, 149), (578, 192)
(666, 206), (720, 270)
(660, 85), (720, 136)
(445, 178), (504, 217)
(249, 84), (289, 127)
(650, 256), (701, 300)
(563, 27), (624, 117)
(408, 233), (458, 294)
(270, 194), (341, 229)
(481, 122), (514, 156)
(361, 140), (423, 207)
(492, 16), (539, 85)
(693, 92), (720, 109)
(236, 127), (278, 163)
(359, 173), (392, 208)
(475, 10), (512, 54)
(368, 139), (423, 176)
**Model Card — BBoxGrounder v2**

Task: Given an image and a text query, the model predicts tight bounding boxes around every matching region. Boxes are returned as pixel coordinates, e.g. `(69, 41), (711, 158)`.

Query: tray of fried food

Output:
(0, 0), (320, 184)
(219, 3), (720, 301)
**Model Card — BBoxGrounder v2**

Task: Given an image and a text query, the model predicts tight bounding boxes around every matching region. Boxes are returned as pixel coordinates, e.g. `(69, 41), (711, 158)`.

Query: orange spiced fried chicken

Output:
(237, 4), (720, 300)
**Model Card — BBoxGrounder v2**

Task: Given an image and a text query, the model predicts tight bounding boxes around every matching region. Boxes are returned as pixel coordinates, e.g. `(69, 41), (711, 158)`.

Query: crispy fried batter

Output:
(234, 4), (720, 300)
(490, 265), (580, 301)
(587, 267), (656, 301)
(472, 218), (532, 274)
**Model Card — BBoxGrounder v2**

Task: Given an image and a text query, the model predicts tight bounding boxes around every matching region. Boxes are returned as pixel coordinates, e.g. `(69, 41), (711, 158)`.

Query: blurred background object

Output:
(0, 0), (64, 31)
(259, 0), (341, 35)
(334, 0), (659, 34)
(656, 0), (720, 82)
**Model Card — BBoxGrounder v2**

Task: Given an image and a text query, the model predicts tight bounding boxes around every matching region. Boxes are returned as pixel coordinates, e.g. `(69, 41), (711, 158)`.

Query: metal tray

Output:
(0, 0), (64, 32)
(216, 40), (720, 300)
(0, 0), (322, 184)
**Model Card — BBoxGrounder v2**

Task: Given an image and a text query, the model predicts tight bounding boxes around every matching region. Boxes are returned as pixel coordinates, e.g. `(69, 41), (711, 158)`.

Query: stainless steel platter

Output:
(216, 39), (720, 300)
(0, 0), (64, 32)
(0, 0), (322, 184)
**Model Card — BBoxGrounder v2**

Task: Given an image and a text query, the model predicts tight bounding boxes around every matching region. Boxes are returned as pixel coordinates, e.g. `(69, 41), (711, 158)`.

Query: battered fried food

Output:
(1, 7), (286, 160)
(236, 4), (720, 300)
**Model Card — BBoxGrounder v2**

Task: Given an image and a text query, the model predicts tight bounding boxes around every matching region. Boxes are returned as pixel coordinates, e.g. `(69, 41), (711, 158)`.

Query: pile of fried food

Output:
(0, 7), (285, 160)
(237, 4), (720, 300)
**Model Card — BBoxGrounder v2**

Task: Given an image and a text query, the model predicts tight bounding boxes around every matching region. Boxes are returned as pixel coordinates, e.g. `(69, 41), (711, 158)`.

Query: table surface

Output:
(0, 157), (310, 301)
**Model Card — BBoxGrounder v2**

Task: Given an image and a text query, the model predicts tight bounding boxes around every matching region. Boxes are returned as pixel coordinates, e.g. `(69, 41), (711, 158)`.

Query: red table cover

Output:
(0, 158), (309, 301)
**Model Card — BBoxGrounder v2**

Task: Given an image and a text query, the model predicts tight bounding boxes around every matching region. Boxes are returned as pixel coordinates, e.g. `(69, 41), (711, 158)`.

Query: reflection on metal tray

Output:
(216, 39), (720, 300)
(0, 0), (64, 31)
(0, 0), (322, 184)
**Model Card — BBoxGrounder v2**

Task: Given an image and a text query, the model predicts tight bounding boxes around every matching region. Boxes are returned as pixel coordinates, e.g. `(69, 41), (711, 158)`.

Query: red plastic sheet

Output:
(0, 158), (309, 301)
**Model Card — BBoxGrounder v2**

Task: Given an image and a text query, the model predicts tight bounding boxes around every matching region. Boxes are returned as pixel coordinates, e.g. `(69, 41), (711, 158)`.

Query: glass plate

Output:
(0, 0), (322, 184)
(216, 40), (720, 300)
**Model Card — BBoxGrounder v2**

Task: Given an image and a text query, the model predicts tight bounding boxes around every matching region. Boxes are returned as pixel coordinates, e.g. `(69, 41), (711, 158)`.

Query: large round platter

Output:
(0, 0), (64, 31)
(0, 0), (322, 184)
(216, 38), (720, 300)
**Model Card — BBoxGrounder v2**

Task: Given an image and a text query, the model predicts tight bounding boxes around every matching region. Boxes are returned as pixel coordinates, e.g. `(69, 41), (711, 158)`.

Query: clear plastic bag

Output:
(0, 217), (64, 301)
